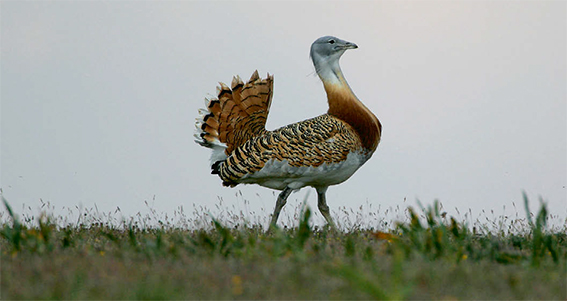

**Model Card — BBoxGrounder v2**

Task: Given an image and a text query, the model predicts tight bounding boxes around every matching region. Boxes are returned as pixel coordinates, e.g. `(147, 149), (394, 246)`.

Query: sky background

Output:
(1, 1), (566, 227)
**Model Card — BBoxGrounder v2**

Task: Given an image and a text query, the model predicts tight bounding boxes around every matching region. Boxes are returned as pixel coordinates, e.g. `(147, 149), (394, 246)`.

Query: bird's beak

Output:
(344, 41), (358, 50)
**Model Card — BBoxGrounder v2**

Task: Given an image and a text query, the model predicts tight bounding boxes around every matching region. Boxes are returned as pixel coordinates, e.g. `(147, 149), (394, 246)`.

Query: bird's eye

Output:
(328, 39), (335, 44)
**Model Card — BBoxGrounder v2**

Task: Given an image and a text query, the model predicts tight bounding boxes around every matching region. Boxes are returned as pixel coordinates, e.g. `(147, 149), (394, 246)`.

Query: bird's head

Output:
(310, 36), (358, 68)
(310, 36), (357, 85)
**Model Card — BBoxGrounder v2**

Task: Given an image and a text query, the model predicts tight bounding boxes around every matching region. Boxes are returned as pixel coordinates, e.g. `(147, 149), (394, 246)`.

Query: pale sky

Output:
(1, 1), (566, 227)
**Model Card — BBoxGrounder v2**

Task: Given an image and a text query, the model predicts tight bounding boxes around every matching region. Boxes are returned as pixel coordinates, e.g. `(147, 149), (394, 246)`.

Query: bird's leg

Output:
(269, 187), (293, 228)
(316, 187), (336, 229)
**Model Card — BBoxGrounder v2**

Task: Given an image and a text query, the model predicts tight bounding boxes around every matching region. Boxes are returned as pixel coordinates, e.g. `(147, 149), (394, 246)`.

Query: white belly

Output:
(239, 151), (369, 190)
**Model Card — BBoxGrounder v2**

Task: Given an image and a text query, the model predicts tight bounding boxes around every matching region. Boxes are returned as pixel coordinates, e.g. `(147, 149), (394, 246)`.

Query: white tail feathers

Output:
(194, 99), (228, 166)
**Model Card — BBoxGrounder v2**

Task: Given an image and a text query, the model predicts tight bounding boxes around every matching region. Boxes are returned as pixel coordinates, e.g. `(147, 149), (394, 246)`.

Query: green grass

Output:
(1, 194), (566, 299)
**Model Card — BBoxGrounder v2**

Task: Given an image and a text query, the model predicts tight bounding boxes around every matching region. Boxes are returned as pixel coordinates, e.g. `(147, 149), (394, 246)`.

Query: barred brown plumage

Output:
(219, 114), (364, 186)
(195, 36), (382, 228)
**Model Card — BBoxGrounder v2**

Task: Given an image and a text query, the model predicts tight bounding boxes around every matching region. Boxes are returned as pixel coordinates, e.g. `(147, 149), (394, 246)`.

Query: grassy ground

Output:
(1, 195), (566, 300)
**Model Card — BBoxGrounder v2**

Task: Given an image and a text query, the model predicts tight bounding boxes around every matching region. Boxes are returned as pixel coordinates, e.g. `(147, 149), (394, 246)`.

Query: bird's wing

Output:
(216, 114), (365, 187)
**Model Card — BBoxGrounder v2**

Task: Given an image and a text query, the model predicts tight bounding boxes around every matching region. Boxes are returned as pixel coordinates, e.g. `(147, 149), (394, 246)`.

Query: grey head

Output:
(310, 36), (358, 83)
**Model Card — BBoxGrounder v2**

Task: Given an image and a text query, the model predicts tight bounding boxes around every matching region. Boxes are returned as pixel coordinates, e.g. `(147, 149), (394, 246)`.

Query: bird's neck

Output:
(319, 64), (381, 152)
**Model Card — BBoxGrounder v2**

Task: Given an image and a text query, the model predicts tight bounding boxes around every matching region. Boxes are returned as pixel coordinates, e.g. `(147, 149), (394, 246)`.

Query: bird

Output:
(194, 36), (382, 228)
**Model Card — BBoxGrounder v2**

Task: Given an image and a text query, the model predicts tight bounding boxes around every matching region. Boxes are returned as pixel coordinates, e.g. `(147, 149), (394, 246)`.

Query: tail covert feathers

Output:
(195, 70), (273, 156)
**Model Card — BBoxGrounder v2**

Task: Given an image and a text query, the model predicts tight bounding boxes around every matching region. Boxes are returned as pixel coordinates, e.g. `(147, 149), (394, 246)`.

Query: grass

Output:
(1, 193), (566, 299)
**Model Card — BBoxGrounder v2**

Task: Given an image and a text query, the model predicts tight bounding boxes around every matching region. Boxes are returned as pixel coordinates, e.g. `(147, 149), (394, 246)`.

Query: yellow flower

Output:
(231, 275), (243, 296)
(372, 231), (395, 242)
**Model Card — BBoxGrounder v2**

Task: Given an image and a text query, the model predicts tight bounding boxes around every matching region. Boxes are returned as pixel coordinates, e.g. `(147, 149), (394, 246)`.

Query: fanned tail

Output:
(195, 70), (274, 170)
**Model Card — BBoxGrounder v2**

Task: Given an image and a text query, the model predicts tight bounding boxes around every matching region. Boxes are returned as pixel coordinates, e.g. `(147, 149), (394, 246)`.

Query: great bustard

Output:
(195, 36), (382, 228)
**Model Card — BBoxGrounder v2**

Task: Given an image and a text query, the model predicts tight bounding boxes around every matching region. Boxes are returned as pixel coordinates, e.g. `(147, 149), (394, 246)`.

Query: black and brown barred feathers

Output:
(218, 114), (364, 187)
(196, 70), (273, 156)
